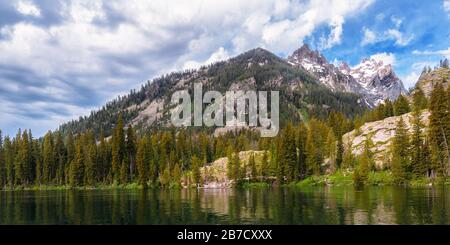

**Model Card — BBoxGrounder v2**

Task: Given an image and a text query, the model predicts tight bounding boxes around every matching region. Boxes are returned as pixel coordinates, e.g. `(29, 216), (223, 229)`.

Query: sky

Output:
(0, 0), (449, 137)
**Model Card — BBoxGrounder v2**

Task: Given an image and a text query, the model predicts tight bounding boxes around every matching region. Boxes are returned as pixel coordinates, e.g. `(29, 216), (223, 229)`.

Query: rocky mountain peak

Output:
(287, 44), (406, 107)
(288, 44), (328, 68)
(338, 61), (351, 74)
(415, 67), (450, 97)
(350, 58), (394, 84)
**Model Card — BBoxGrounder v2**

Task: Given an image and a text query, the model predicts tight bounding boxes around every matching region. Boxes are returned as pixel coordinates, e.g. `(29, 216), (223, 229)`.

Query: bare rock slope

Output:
(343, 110), (430, 168)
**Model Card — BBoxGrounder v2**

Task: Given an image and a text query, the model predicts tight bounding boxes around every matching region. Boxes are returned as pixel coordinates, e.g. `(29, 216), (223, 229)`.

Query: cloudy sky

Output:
(0, 0), (449, 137)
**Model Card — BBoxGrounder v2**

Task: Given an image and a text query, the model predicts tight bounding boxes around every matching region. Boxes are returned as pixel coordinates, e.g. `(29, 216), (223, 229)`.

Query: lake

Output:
(0, 186), (449, 224)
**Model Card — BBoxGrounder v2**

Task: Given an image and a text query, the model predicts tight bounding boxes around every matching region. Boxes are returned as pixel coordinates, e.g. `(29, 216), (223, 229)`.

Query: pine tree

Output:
(69, 138), (84, 187)
(420, 139), (432, 178)
(383, 99), (394, 118)
(392, 117), (410, 182)
(35, 155), (42, 185)
(325, 129), (337, 173)
(19, 130), (32, 185)
(53, 132), (66, 185)
(126, 126), (137, 180)
(191, 155), (201, 186)
(296, 123), (307, 177)
(363, 135), (375, 171)
(120, 159), (128, 185)
(136, 138), (148, 186)
(410, 102), (425, 178)
(354, 150), (369, 185)
(149, 134), (159, 183)
(305, 119), (327, 176)
(391, 150), (406, 184)
(393, 94), (411, 116)
(111, 114), (126, 183)
(176, 128), (190, 171)
(226, 145), (234, 180)
(280, 123), (297, 182)
(269, 142), (278, 178)
(172, 163), (181, 184)
(249, 153), (257, 181)
(275, 138), (283, 182)
(42, 131), (54, 184)
(198, 133), (210, 164)
(412, 88), (428, 111)
(341, 139), (355, 170)
(31, 137), (40, 185)
(429, 140), (441, 178)
(84, 143), (96, 186)
(65, 132), (75, 185)
(161, 167), (170, 187)
(98, 129), (109, 183)
(233, 151), (241, 182)
(260, 151), (269, 182)
(12, 131), (20, 185)
(429, 83), (450, 176)
(3, 136), (14, 187)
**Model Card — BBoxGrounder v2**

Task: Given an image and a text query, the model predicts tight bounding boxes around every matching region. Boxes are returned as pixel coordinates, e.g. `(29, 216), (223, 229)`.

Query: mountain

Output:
(345, 57), (406, 104)
(287, 44), (406, 107)
(59, 47), (366, 137)
(415, 66), (450, 97)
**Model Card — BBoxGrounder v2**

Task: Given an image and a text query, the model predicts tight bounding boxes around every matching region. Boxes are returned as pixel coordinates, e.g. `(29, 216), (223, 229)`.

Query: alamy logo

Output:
(170, 83), (279, 137)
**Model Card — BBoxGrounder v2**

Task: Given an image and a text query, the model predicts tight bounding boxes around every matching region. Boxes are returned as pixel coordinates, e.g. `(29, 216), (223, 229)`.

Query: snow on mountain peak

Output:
(287, 44), (406, 107)
(350, 57), (395, 86)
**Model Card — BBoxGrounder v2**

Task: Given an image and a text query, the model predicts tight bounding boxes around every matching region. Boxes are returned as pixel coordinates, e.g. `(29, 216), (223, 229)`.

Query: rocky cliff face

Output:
(188, 150), (266, 188)
(415, 67), (450, 97)
(288, 44), (406, 107)
(342, 110), (430, 169)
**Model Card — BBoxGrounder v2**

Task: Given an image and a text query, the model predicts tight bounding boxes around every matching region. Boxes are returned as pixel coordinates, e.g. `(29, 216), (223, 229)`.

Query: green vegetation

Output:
(241, 182), (271, 188)
(0, 63), (449, 190)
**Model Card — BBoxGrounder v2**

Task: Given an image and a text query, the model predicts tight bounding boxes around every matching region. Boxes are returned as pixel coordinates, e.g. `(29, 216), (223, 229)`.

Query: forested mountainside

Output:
(0, 60), (449, 189)
(58, 47), (367, 138)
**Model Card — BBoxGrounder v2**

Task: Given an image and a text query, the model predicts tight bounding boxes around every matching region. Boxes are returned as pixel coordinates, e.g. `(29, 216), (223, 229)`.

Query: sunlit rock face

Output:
(343, 110), (430, 169)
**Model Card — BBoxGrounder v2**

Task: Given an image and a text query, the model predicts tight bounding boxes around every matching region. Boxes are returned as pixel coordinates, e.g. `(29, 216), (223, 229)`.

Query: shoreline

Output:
(1, 171), (449, 191)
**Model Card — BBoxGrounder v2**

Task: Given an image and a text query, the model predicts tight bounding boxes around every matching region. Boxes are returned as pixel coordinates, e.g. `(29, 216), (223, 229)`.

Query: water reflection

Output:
(0, 187), (449, 224)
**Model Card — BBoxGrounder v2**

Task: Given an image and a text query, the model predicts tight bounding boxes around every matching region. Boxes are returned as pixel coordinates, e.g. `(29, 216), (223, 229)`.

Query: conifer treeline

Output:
(352, 82), (450, 184)
(0, 114), (263, 188)
(0, 82), (449, 188)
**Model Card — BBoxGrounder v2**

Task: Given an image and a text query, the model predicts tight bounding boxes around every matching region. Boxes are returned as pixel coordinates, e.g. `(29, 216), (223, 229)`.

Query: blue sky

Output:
(0, 0), (449, 137)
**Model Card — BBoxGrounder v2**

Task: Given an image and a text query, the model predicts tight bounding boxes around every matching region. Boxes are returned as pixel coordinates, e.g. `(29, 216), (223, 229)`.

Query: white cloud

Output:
(401, 72), (420, 89)
(0, 0), (376, 136)
(183, 47), (230, 70)
(15, 0), (41, 17)
(399, 61), (437, 89)
(318, 16), (344, 50)
(361, 28), (413, 47)
(361, 27), (377, 46)
(413, 47), (450, 58)
(386, 29), (414, 46)
(370, 52), (396, 66)
(375, 13), (385, 22)
(361, 15), (413, 47)
(444, 0), (450, 15)
(391, 16), (403, 28)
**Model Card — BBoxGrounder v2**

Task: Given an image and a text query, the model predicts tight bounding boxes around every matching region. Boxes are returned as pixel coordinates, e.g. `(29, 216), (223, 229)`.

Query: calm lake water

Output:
(0, 186), (449, 225)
